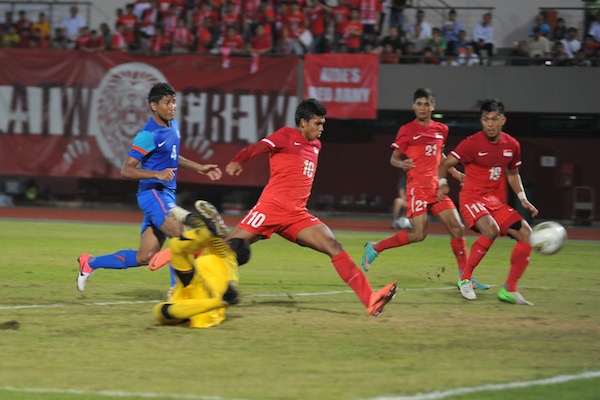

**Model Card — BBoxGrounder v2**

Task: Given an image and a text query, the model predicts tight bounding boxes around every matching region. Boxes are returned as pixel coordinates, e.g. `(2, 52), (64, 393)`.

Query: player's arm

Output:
(121, 155), (176, 181)
(442, 153), (464, 184)
(389, 150), (415, 171)
(506, 168), (539, 217)
(437, 154), (460, 201)
(226, 140), (271, 176)
(178, 155), (222, 181)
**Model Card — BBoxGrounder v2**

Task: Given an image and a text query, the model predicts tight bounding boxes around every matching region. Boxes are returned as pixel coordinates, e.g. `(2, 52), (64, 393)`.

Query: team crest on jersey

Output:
(503, 149), (513, 157)
(94, 62), (168, 167)
(313, 147), (319, 154)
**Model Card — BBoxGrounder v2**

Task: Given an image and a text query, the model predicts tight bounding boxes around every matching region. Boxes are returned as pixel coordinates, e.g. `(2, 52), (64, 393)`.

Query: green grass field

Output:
(0, 219), (599, 400)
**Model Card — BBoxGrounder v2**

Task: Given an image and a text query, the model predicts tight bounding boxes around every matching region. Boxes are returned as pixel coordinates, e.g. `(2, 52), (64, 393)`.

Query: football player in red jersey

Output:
(438, 98), (539, 305)
(224, 98), (397, 316)
(362, 88), (489, 291)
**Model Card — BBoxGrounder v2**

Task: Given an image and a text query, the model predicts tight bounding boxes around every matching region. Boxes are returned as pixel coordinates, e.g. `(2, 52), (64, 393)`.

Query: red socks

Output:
(461, 235), (494, 280)
(506, 241), (532, 292)
(331, 251), (372, 307)
(374, 230), (410, 253)
(450, 237), (468, 274)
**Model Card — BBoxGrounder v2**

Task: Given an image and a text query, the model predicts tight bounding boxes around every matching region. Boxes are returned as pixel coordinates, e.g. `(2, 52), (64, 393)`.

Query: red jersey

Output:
(222, 34), (244, 50)
(451, 131), (521, 200)
(195, 26), (213, 52)
(118, 14), (138, 31)
(343, 20), (363, 49)
(249, 34), (272, 51)
(231, 126), (321, 211)
(332, 6), (350, 34)
(283, 10), (306, 38)
(308, 6), (327, 36)
(391, 119), (449, 192)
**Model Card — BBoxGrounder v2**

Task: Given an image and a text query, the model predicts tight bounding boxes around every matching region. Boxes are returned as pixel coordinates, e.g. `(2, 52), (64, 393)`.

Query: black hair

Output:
(413, 88), (434, 102)
(295, 98), (327, 126)
(480, 98), (505, 115)
(227, 238), (251, 266)
(147, 82), (176, 105)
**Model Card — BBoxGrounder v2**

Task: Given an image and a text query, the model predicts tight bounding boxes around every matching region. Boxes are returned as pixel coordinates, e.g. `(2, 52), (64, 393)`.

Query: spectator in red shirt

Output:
(380, 42), (400, 63)
(331, 2), (350, 52)
(195, 17), (215, 53)
(248, 23), (272, 54)
(30, 28), (50, 49)
(307, 0), (330, 53)
(15, 10), (33, 34)
(343, 8), (363, 53)
(221, 2), (241, 36)
(253, 0), (275, 40)
(17, 29), (31, 49)
(221, 24), (245, 54)
(118, 4), (139, 33)
(158, 0), (174, 18)
(111, 22), (129, 51)
(191, 2), (219, 30)
(171, 17), (193, 53)
(74, 26), (91, 50)
(163, 5), (179, 37)
(148, 24), (170, 53)
(80, 29), (106, 53)
(282, 2), (307, 54)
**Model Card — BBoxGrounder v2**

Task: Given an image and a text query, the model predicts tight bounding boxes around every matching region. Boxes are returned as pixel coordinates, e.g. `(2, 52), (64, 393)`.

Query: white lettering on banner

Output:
(0, 84), (296, 168)
(319, 67), (361, 83)
(307, 86), (333, 101)
(334, 88), (370, 103)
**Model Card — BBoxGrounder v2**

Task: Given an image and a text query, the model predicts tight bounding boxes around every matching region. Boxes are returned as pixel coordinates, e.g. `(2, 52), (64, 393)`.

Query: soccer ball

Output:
(392, 217), (412, 230)
(529, 221), (567, 255)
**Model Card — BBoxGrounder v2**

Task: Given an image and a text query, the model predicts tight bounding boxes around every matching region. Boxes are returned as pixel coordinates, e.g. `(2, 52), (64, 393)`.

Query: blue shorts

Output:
(137, 187), (177, 236)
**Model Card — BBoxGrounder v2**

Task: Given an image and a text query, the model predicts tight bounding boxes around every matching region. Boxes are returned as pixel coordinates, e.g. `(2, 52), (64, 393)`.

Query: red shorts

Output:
(460, 194), (523, 235)
(407, 186), (457, 218)
(236, 201), (322, 242)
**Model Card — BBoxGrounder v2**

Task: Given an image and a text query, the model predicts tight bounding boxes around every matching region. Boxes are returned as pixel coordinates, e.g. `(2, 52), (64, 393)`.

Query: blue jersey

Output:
(127, 118), (180, 192)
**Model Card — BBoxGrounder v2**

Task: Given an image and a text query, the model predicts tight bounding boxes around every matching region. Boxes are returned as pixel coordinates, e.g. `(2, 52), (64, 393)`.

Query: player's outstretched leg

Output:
(366, 281), (397, 316)
(76, 254), (93, 292)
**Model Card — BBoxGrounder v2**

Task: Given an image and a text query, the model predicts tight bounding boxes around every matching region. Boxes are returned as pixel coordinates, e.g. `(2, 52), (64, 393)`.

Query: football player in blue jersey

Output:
(76, 82), (222, 292)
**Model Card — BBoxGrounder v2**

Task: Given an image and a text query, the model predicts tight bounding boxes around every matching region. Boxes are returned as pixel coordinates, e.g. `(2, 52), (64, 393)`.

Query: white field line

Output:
(370, 370), (600, 400)
(2, 284), (600, 311)
(0, 386), (247, 400)
(1, 371), (599, 400)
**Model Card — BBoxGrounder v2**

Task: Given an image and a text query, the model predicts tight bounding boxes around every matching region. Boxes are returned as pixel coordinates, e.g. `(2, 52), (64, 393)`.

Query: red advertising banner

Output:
(303, 54), (378, 119)
(0, 49), (300, 187)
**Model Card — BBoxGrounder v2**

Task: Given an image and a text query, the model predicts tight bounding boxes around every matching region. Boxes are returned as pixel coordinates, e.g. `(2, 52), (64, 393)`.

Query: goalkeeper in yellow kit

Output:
(152, 201), (250, 328)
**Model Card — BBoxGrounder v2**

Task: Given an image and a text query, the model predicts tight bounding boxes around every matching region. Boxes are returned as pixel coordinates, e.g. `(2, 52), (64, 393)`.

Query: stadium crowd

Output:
(0, 0), (599, 66)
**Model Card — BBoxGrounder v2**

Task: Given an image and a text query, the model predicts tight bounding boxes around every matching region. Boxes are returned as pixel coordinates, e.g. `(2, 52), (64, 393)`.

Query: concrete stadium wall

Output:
(378, 64), (600, 114)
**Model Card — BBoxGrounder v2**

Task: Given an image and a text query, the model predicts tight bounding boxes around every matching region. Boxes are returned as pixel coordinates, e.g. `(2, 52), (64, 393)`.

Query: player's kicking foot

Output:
(170, 205), (225, 238)
(361, 242), (379, 272)
(222, 281), (240, 305)
(497, 287), (533, 306)
(194, 200), (228, 237)
(76, 253), (93, 292)
(457, 279), (476, 300)
(472, 277), (491, 290)
(366, 281), (397, 316)
(149, 250), (172, 271)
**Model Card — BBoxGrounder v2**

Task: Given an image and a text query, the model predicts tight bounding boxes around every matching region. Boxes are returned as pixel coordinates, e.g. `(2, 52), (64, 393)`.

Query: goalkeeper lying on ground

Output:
(152, 202), (250, 328)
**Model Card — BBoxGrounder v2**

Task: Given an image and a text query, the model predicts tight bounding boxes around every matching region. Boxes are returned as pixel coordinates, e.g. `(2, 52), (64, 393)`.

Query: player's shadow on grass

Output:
(240, 298), (355, 315)
(115, 289), (165, 300)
